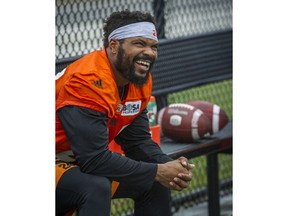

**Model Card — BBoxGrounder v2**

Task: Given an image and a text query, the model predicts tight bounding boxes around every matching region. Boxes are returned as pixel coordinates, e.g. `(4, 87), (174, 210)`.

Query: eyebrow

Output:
(131, 38), (159, 46)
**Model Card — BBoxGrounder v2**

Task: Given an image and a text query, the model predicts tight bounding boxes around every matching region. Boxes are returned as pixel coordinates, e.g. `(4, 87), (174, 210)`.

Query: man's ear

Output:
(109, 39), (119, 54)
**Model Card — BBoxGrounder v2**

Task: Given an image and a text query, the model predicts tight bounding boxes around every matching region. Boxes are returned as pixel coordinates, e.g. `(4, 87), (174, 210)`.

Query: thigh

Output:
(56, 167), (112, 216)
(112, 182), (141, 200)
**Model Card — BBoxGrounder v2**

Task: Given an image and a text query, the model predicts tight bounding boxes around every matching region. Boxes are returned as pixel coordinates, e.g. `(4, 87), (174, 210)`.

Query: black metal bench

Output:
(56, 29), (232, 216)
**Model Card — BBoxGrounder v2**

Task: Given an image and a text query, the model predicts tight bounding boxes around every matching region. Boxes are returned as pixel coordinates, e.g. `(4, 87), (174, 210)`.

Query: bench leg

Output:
(207, 153), (220, 216)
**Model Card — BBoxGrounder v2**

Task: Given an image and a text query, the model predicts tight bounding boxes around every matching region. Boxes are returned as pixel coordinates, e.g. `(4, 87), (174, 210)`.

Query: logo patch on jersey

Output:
(116, 104), (123, 113)
(121, 101), (142, 116)
(92, 79), (103, 89)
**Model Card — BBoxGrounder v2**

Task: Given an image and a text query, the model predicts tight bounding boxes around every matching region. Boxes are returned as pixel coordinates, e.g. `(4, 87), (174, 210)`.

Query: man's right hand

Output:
(155, 159), (194, 191)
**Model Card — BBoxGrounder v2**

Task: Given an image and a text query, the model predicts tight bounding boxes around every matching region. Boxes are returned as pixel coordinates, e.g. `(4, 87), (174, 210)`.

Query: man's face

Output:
(115, 37), (158, 87)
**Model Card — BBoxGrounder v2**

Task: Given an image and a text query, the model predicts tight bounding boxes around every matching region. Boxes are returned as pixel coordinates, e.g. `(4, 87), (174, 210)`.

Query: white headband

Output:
(108, 22), (158, 42)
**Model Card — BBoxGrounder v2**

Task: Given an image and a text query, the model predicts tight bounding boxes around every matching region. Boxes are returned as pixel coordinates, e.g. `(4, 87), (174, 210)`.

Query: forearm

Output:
(120, 138), (173, 163)
(115, 109), (173, 164)
(57, 106), (157, 190)
(79, 148), (157, 189)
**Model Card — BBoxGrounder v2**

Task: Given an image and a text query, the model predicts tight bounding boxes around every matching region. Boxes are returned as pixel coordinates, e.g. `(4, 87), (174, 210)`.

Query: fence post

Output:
(153, 0), (165, 39)
(207, 153), (220, 216)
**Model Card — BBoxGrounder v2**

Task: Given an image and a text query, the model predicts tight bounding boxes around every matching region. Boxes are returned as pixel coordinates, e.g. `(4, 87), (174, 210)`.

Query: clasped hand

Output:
(156, 156), (195, 191)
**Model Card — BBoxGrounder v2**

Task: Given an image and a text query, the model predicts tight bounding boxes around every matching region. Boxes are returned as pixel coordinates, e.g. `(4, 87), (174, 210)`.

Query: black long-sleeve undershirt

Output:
(115, 108), (172, 163)
(57, 106), (172, 190)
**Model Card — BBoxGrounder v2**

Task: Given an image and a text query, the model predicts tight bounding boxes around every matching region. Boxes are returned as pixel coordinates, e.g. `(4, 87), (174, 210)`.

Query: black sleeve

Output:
(57, 106), (157, 190)
(115, 108), (173, 164)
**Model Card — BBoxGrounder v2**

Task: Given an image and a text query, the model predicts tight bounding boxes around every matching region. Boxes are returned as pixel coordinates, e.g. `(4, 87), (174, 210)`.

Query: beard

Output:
(115, 45), (154, 88)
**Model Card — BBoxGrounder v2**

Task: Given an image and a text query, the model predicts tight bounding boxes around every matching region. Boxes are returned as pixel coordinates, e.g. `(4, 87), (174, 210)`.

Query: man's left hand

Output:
(169, 156), (195, 190)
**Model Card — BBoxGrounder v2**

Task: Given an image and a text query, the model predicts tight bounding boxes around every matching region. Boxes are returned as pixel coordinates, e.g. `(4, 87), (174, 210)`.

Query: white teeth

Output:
(136, 60), (150, 67)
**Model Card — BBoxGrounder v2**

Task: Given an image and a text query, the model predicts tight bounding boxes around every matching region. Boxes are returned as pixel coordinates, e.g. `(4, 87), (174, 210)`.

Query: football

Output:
(186, 100), (229, 134)
(156, 107), (166, 136)
(157, 103), (212, 142)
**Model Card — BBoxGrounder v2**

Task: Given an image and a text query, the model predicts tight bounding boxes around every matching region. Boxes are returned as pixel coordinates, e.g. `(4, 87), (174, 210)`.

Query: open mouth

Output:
(135, 60), (151, 72)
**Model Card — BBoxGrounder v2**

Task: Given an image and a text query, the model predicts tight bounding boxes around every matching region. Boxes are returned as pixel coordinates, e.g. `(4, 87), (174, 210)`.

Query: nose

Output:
(142, 46), (157, 60)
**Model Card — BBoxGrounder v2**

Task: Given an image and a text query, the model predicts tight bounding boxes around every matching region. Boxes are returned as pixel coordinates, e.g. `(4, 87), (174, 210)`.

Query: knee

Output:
(78, 176), (112, 215)
(84, 176), (112, 199)
(136, 182), (170, 204)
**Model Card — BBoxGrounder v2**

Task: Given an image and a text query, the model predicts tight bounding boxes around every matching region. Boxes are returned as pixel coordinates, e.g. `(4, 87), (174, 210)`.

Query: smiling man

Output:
(55, 10), (195, 216)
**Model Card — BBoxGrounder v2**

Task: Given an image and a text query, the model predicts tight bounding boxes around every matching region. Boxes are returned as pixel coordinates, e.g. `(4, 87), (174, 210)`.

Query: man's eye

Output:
(135, 42), (145, 46)
(152, 46), (158, 51)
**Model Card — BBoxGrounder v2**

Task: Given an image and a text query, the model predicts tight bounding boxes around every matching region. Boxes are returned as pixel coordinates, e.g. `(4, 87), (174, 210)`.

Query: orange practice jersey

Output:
(56, 49), (152, 154)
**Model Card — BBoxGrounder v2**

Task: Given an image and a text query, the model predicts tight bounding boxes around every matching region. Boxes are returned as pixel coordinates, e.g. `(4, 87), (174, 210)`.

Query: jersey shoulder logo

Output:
(121, 100), (142, 116)
(92, 79), (103, 89)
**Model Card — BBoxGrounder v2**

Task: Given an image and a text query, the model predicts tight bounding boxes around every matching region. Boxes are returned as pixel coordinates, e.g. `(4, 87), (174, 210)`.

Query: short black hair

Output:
(103, 10), (156, 48)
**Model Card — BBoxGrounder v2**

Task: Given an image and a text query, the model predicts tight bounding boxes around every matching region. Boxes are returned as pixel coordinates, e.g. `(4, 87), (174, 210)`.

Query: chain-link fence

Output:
(56, 0), (233, 215)
(56, 0), (232, 59)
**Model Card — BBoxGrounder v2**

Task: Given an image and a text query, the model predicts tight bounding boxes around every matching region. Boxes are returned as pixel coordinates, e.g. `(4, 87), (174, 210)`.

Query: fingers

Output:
(169, 176), (190, 191)
(157, 159), (195, 191)
(169, 158), (195, 191)
(169, 180), (185, 191)
(179, 157), (195, 170)
(178, 156), (188, 166)
(177, 172), (192, 181)
(184, 163), (195, 170)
